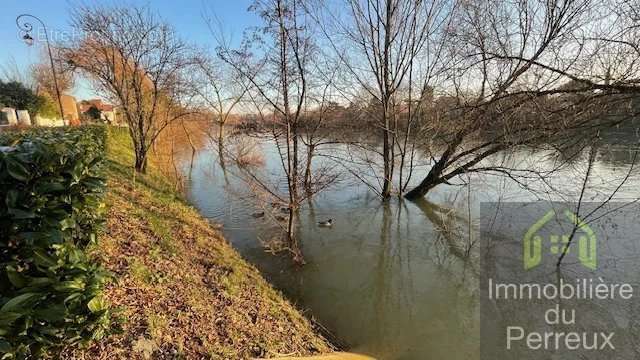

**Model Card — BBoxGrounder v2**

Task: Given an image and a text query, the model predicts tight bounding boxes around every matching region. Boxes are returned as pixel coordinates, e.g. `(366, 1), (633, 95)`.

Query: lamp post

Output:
(16, 14), (65, 123)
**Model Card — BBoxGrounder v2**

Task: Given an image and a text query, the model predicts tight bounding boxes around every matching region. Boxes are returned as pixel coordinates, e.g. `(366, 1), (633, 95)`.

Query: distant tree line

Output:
(40, 0), (640, 202)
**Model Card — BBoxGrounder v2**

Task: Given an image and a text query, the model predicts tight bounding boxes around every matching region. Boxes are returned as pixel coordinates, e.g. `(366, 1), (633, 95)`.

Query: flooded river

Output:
(175, 127), (638, 360)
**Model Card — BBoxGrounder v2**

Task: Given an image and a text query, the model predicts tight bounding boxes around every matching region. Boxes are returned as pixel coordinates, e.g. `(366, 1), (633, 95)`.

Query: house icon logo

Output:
(523, 209), (597, 270)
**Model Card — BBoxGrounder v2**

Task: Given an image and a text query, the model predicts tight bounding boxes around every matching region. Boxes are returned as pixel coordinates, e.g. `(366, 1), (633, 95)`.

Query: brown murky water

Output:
(174, 126), (638, 360)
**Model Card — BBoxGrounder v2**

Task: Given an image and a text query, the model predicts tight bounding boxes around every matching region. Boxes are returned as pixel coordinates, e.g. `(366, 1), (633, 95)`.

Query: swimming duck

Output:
(318, 219), (333, 227)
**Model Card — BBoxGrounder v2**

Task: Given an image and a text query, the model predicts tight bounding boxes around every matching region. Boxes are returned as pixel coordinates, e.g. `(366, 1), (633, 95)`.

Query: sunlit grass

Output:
(63, 126), (333, 359)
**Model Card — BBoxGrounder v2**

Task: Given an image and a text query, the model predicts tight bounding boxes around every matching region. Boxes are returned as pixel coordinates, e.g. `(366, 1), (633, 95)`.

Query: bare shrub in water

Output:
(228, 136), (265, 167)
(215, 0), (338, 263)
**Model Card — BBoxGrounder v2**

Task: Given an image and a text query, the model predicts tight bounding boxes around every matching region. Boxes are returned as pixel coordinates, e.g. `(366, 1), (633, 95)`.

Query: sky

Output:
(0, 0), (257, 99)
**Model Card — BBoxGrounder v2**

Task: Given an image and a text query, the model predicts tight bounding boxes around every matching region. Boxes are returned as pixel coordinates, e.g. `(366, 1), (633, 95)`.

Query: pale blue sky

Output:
(1, 0), (256, 99)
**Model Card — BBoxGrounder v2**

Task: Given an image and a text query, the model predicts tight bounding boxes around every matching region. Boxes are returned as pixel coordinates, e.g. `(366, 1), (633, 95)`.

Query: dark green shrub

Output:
(0, 126), (111, 358)
(83, 106), (102, 122)
(0, 82), (43, 117)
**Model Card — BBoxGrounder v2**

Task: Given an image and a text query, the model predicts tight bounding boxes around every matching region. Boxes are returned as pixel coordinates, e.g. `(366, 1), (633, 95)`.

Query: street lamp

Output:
(22, 33), (34, 46)
(16, 14), (65, 123)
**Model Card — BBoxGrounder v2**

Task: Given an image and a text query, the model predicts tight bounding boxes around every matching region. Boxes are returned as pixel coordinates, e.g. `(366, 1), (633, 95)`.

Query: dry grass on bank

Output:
(63, 127), (331, 359)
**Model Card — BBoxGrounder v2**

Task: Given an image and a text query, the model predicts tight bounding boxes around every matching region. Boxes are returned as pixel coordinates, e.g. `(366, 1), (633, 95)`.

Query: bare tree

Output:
(30, 48), (75, 98)
(403, 0), (640, 199)
(193, 56), (247, 145)
(556, 144), (639, 267)
(197, 11), (250, 145)
(303, 0), (639, 200)
(218, 0), (314, 261)
(296, 59), (345, 193)
(65, 5), (198, 173)
(0, 56), (34, 88)
(305, 0), (457, 199)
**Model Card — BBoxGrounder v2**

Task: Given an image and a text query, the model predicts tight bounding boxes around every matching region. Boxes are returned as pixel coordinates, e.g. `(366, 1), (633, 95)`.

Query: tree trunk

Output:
(380, 0), (394, 200)
(218, 122), (224, 145)
(404, 154), (448, 200)
(381, 107), (393, 199)
(404, 134), (465, 200)
(404, 171), (439, 199)
(287, 208), (305, 264)
(304, 144), (314, 193)
(134, 149), (148, 173)
(292, 129), (300, 202)
(382, 132), (392, 198)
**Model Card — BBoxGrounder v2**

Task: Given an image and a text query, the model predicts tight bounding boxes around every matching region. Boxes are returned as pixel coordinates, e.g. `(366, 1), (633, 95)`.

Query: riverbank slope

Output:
(64, 127), (331, 359)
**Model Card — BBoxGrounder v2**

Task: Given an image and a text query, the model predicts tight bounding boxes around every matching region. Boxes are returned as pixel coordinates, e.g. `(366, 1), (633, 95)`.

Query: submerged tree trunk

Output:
(292, 130), (300, 203)
(381, 97), (394, 199)
(404, 134), (465, 200)
(304, 144), (314, 193)
(382, 119), (393, 199)
(287, 207), (304, 264)
(403, 171), (440, 200)
(380, 0), (394, 200)
(403, 146), (453, 200)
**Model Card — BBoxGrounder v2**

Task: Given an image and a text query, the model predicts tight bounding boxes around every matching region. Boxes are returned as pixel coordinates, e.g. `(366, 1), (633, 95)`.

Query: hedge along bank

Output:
(0, 126), (112, 358)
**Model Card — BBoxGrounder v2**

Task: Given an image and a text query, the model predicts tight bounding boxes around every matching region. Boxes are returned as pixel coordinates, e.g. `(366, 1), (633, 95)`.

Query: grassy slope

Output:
(63, 127), (331, 359)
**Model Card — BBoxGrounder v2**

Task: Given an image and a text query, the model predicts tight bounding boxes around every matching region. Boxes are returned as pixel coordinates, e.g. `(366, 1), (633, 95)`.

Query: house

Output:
(61, 94), (80, 125)
(78, 99), (123, 125)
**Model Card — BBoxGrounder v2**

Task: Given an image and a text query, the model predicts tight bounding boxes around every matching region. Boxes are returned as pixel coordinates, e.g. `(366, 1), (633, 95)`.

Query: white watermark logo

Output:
(487, 277), (633, 351)
(480, 202), (640, 358)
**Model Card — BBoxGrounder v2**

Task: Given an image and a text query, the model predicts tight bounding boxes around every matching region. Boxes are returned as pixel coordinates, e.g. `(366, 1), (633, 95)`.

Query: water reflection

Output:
(169, 126), (637, 359)
(265, 199), (480, 359)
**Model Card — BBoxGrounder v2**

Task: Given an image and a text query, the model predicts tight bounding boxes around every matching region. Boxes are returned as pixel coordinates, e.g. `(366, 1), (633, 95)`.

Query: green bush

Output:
(0, 126), (111, 358)
(36, 94), (59, 120)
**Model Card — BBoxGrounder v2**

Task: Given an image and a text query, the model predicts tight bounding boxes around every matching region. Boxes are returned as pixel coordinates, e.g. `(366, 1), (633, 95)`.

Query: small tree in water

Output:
(218, 0), (339, 263)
